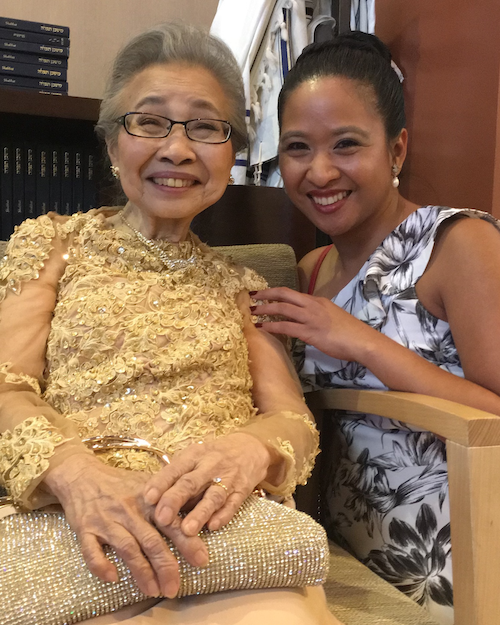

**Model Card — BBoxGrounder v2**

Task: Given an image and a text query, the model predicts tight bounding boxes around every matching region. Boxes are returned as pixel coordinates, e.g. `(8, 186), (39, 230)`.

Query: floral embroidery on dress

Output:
(0, 209), (317, 501)
(0, 216), (56, 300)
(41, 213), (262, 457)
(0, 415), (69, 502)
(0, 362), (41, 396)
(299, 207), (500, 625)
(95, 449), (163, 474)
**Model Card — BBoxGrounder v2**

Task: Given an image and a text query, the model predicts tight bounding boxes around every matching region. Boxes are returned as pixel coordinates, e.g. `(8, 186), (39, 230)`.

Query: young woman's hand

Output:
(250, 287), (377, 363)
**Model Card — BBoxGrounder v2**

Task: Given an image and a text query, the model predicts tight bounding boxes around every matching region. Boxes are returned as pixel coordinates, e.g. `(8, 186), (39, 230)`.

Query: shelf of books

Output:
(0, 16), (70, 95)
(0, 16), (105, 240)
(0, 91), (103, 240)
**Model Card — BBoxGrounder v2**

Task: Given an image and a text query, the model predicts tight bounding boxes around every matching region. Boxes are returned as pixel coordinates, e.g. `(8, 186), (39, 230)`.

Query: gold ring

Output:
(211, 477), (228, 494)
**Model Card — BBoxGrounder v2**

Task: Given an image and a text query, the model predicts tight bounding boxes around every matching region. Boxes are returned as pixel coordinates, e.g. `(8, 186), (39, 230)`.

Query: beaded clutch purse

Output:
(0, 493), (329, 625)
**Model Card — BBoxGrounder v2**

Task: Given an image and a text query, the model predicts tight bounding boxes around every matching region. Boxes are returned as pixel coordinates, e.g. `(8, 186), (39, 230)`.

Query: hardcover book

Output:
(61, 148), (72, 215)
(24, 145), (36, 219)
(0, 50), (68, 68)
(49, 147), (61, 213)
(12, 144), (24, 226)
(36, 145), (50, 215)
(0, 74), (67, 92)
(0, 84), (64, 96)
(83, 150), (98, 211)
(0, 60), (67, 80)
(0, 142), (13, 240)
(73, 148), (83, 214)
(0, 17), (70, 38)
(0, 27), (69, 47)
(0, 38), (69, 58)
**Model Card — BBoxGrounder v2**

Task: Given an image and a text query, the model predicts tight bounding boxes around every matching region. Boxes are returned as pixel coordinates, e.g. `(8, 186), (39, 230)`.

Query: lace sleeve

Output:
(0, 216), (57, 301)
(0, 415), (70, 502)
(0, 216), (91, 509)
(240, 410), (320, 498)
(233, 285), (320, 498)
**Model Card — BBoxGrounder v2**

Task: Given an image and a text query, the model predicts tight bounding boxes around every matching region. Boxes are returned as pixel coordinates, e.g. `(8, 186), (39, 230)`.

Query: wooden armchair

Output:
(307, 389), (500, 625)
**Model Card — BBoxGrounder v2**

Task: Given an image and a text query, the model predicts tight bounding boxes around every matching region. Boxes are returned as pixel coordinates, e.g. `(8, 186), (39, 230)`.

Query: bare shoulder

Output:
(433, 214), (500, 271)
(297, 247), (331, 292)
(426, 213), (500, 395)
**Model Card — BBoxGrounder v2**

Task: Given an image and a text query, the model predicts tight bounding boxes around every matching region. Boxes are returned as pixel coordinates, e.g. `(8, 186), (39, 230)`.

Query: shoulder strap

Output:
(307, 244), (334, 295)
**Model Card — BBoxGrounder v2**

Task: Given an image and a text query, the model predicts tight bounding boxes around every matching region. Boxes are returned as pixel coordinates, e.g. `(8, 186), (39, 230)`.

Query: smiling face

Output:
(278, 76), (406, 239)
(108, 62), (235, 238)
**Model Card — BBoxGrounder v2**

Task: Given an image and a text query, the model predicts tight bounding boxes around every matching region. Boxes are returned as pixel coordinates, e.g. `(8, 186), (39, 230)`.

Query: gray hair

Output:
(95, 22), (247, 153)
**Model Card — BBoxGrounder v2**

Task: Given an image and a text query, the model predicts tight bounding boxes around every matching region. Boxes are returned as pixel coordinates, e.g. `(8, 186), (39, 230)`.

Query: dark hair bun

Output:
(279, 30), (405, 139)
(300, 31), (392, 66)
(334, 31), (392, 62)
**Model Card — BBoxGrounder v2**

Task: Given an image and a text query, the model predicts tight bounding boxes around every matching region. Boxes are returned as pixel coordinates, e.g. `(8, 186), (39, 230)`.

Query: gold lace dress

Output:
(0, 208), (318, 510)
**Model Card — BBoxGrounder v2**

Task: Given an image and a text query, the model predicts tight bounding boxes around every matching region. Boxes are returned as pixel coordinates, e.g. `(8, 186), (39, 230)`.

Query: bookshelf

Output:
(0, 90), (100, 150)
(0, 89), (99, 119)
(0, 90), (105, 237)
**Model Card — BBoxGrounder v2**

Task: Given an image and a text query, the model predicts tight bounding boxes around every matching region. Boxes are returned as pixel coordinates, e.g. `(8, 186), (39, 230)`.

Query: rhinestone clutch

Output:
(0, 494), (329, 625)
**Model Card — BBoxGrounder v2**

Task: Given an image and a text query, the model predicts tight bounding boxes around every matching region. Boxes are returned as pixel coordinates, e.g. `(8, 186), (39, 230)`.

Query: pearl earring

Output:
(110, 165), (120, 180)
(392, 165), (400, 189)
(228, 175), (235, 185)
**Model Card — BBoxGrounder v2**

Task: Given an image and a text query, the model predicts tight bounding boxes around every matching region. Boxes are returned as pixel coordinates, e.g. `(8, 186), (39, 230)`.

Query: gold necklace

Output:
(120, 213), (198, 271)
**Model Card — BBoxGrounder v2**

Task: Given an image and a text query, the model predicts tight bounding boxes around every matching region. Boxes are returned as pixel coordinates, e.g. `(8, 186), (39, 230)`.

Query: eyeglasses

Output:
(116, 112), (232, 144)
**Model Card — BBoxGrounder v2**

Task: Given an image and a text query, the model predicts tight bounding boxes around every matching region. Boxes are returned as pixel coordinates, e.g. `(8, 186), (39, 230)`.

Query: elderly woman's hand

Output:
(143, 432), (272, 537)
(43, 453), (209, 599)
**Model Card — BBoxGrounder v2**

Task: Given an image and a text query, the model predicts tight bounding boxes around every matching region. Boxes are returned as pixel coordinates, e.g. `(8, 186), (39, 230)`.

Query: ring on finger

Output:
(211, 477), (228, 494)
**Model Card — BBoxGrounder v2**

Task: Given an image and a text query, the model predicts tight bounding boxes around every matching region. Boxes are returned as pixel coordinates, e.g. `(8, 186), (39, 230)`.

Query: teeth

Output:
(314, 191), (349, 206)
(152, 177), (194, 188)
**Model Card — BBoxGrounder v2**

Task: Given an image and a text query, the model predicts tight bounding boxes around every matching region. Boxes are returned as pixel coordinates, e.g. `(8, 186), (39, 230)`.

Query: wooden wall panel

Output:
(0, 0), (219, 99)
(376, 0), (500, 216)
(493, 80), (500, 219)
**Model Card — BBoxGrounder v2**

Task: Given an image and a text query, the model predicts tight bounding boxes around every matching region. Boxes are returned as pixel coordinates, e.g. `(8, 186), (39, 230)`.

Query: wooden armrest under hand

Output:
(306, 389), (500, 447)
(307, 388), (500, 625)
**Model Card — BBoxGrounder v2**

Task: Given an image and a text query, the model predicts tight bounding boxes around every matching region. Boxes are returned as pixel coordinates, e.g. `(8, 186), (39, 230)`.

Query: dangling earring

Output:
(391, 164), (400, 189)
(110, 165), (120, 180)
(228, 175), (235, 185)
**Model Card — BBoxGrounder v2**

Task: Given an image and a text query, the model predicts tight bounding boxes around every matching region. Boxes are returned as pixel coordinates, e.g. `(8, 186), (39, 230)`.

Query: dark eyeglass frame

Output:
(115, 112), (233, 144)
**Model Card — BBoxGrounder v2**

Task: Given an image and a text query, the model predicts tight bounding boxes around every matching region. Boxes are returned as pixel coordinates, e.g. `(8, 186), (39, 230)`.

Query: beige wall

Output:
(1, 0), (219, 99)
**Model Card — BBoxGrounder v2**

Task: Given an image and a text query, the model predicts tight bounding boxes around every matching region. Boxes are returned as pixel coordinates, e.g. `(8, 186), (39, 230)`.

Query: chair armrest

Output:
(306, 389), (500, 447)
(307, 389), (500, 624)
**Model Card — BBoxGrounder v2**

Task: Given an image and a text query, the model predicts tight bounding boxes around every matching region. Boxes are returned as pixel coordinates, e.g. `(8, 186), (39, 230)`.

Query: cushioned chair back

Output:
(215, 244), (298, 290)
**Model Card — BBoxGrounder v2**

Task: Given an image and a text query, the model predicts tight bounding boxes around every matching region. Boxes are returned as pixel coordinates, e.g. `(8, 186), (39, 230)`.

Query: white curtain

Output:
(211, 1), (375, 186)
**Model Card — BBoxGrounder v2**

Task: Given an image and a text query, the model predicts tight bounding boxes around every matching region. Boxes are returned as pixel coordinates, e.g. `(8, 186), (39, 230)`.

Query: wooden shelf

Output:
(0, 89), (100, 121)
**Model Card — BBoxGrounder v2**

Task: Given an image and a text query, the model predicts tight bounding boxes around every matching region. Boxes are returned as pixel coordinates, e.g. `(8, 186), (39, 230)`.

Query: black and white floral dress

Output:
(297, 206), (500, 625)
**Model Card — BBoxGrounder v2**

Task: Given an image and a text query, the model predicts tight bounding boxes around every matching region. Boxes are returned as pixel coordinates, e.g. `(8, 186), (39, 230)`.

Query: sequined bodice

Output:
(18, 211), (266, 461)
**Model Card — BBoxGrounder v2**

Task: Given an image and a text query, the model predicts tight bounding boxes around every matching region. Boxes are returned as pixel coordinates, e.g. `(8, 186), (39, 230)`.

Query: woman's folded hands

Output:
(43, 453), (207, 599)
(42, 433), (272, 599)
(144, 432), (272, 535)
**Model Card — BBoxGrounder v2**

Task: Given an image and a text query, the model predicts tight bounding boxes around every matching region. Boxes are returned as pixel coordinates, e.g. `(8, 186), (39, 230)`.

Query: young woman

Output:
(251, 32), (500, 625)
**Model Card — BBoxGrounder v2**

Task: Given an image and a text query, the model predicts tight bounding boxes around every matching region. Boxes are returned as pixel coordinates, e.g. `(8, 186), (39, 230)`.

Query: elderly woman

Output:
(0, 23), (338, 625)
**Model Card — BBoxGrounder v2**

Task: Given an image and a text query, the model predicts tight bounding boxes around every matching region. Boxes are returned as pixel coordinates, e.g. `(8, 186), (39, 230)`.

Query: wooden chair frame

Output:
(307, 389), (500, 625)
